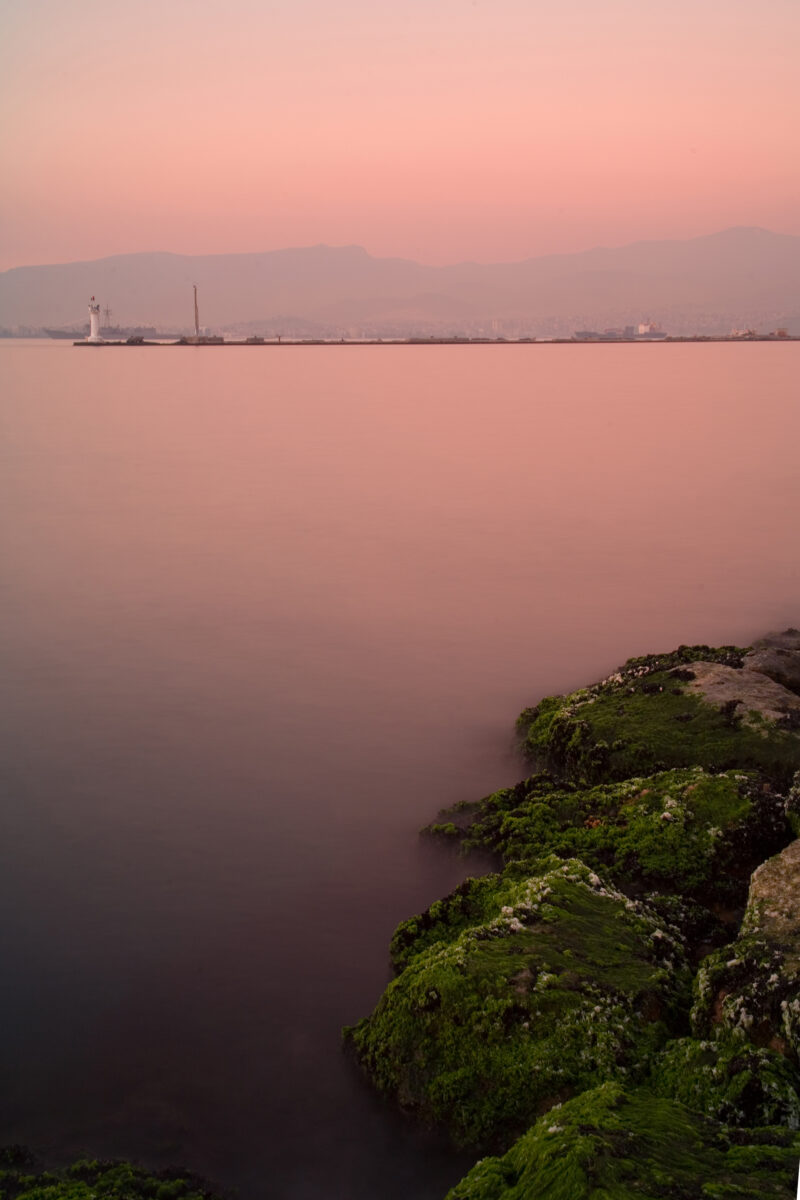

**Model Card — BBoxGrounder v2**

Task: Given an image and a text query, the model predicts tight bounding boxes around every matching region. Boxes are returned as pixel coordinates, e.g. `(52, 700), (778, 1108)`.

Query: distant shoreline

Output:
(72, 335), (799, 347)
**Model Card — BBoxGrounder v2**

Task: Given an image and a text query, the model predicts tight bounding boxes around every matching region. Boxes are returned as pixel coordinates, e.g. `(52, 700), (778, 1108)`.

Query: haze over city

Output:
(2, 0), (799, 272)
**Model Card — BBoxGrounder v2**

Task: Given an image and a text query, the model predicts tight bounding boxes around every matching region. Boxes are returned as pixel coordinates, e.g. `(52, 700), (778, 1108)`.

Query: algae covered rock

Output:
(0, 1150), (224, 1200)
(443, 1082), (800, 1200)
(390, 866), (531, 974)
(428, 766), (790, 908)
(516, 639), (800, 787)
(346, 859), (691, 1148)
(692, 838), (800, 1058)
(348, 630), (800, 1178)
(649, 1034), (800, 1129)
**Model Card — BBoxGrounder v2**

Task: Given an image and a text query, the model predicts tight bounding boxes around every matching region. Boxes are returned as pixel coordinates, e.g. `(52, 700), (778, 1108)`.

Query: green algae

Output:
(692, 933), (800, 1060)
(390, 869), (530, 974)
(425, 767), (790, 909)
(346, 859), (691, 1148)
(649, 1034), (800, 1129)
(0, 1152), (223, 1200)
(787, 772), (800, 839)
(348, 637), (800, 1194)
(516, 648), (800, 788)
(443, 1083), (800, 1199)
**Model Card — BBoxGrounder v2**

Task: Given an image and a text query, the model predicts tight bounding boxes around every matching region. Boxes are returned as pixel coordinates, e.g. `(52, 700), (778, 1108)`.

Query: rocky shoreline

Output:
(345, 630), (800, 1198)
(3, 632), (799, 1198)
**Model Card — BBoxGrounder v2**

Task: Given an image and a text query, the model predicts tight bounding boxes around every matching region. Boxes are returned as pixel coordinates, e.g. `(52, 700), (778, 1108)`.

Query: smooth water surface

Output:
(0, 341), (798, 1197)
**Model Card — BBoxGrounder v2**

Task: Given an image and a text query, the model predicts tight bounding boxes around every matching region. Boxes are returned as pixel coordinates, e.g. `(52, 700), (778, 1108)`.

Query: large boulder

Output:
(444, 1083), (800, 1200)
(692, 839), (800, 1059)
(516, 640), (800, 788)
(744, 629), (800, 695)
(346, 859), (691, 1148)
(423, 766), (791, 911)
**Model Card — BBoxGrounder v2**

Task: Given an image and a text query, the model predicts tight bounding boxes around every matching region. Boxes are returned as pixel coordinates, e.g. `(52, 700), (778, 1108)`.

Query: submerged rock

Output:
(346, 858), (691, 1148)
(516, 637), (800, 787)
(444, 1083), (800, 1199)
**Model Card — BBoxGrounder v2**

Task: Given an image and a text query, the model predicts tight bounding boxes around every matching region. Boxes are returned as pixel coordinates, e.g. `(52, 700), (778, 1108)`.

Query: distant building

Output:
(636, 321), (666, 339)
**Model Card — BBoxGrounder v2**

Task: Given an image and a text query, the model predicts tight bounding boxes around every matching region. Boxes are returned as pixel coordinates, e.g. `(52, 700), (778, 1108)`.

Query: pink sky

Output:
(2, 0), (799, 270)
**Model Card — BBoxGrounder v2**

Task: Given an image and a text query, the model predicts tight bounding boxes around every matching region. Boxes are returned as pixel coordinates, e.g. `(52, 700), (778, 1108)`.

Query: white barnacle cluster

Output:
(577, 868), (627, 904)
(780, 993), (800, 1049)
(655, 792), (695, 827)
(694, 965), (712, 1003)
(491, 878), (559, 933)
(566, 994), (635, 1070)
(730, 999), (755, 1031)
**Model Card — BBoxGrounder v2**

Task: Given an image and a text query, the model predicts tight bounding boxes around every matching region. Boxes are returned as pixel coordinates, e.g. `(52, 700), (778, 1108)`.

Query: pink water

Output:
(0, 341), (798, 1197)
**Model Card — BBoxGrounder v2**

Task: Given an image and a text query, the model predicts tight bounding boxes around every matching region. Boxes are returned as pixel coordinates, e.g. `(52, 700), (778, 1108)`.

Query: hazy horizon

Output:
(3, 225), (798, 336)
(2, 1), (798, 272)
(1, 222), (795, 274)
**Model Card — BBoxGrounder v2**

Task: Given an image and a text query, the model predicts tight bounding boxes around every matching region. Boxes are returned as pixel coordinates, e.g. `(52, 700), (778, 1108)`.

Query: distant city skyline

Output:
(2, 0), (798, 272)
(3, 227), (798, 338)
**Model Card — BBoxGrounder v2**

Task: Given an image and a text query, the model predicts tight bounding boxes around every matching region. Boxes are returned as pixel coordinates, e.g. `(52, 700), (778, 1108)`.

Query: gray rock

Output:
(743, 838), (800, 972)
(684, 660), (800, 726)
(744, 630), (800, 695)
(692, 839), (800, 1059)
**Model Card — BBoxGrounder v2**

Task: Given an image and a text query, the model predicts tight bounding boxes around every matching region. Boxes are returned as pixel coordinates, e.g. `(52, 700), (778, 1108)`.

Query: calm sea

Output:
(0, 341), (798, 1198)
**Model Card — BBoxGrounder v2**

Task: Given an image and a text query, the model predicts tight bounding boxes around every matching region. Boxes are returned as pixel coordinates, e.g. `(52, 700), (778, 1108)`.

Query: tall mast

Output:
(193, 284), (200, 338)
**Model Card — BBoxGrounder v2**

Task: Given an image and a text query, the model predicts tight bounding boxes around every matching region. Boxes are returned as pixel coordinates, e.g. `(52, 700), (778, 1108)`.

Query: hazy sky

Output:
(2, 0), (798, 269)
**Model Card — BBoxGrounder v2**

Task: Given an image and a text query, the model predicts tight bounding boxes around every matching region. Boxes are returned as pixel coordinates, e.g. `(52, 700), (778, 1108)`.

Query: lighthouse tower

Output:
(87, 297), (103, 342)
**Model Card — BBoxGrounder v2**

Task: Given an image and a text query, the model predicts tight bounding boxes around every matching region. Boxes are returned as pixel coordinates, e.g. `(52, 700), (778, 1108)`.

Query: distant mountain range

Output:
(1, 227), (798, 337)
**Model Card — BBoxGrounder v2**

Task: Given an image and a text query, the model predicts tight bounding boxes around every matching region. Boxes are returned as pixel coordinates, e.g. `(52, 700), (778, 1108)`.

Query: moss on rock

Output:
(390, 867), (531, 974)
(346, 859), (691, 1148)
(649, 1034), (800, 1129)
(350, 633), (800, 1193)
(692, 839), (800, 1062)
(426, 767), (790, 910)
(443, 1083), (800, 1199)
(516, 644), (800, 788)
(0, 1151), (224, 1200)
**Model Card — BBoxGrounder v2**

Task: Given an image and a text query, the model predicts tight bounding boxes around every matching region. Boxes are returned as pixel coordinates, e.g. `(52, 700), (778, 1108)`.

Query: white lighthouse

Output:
(87, 297), (103, 342)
